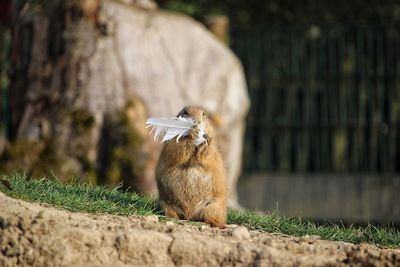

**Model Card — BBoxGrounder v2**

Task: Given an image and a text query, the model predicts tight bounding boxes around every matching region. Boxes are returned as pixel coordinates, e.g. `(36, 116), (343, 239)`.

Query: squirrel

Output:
(155, 106), (227, 227)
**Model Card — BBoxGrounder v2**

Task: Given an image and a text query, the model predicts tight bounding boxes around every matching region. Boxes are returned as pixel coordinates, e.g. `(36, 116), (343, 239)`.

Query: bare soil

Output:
(0, 192), (399, 267)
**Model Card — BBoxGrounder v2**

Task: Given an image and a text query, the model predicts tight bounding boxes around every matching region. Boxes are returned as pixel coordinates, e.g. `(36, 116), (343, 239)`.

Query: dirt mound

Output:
(0, 192), (399, 267)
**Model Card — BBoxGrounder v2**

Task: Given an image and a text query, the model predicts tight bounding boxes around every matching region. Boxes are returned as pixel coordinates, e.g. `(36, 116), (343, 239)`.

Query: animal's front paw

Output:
(203, 134), (212, 144)
(196, 134), (211, 147)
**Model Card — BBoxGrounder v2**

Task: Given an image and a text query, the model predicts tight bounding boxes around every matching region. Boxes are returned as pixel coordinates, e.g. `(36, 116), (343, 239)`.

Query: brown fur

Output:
(156, 106), (227, 227)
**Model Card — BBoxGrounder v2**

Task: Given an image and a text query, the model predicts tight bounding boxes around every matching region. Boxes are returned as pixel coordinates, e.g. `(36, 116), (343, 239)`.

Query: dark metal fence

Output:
(231, 24), (400, 173)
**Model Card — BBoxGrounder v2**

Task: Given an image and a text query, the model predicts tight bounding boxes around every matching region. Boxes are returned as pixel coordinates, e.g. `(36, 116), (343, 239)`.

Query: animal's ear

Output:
(177, 107), (189, 117)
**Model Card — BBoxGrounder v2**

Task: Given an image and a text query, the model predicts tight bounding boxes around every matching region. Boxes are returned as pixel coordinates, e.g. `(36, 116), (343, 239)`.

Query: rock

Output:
(231, 226), (250, 239)
(25, 249), (35, 264)
(165, 221), (174, 226)
(199, 225), (208, 231)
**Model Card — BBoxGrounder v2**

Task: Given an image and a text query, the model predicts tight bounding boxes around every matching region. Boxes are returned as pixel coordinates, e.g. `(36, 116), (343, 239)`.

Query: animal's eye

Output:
(182, 109), (189, 116)
(202, 112), (205, 116)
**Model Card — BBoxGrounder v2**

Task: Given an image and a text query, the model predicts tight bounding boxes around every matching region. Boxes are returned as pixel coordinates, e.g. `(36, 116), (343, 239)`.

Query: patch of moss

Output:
(100, 102), (145, 190)
(1, 139), (46, 173)
(1, 107), (97, 183)
(69, 109), (95, 134)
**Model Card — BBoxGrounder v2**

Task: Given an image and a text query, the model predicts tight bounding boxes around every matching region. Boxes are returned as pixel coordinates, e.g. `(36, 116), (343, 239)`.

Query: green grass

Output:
(1, 173), (399, 248)
(0, 173), (157, 216)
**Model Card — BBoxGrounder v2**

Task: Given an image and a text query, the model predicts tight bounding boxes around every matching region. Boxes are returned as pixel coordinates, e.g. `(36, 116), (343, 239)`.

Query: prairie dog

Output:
(156, 106), (227, 227)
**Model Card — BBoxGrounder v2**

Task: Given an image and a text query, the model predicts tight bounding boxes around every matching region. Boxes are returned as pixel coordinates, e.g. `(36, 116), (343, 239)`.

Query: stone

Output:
(165, 221), (174, 226)
(231, 226), (250, 239)
(199, 225), (208, 231)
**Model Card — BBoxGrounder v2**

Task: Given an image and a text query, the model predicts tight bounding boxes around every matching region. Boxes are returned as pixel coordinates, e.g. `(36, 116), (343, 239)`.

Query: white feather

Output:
(145, 116), (208, 146)
(145, 117), (195, 143)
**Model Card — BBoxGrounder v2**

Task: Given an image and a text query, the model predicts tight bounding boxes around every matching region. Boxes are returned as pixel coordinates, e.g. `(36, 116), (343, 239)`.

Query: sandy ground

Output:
(0, 192), (399, 267)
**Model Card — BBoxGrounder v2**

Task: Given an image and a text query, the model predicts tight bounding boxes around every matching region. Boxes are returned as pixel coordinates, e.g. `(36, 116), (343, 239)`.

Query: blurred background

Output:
(1, 0), (400, 225)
